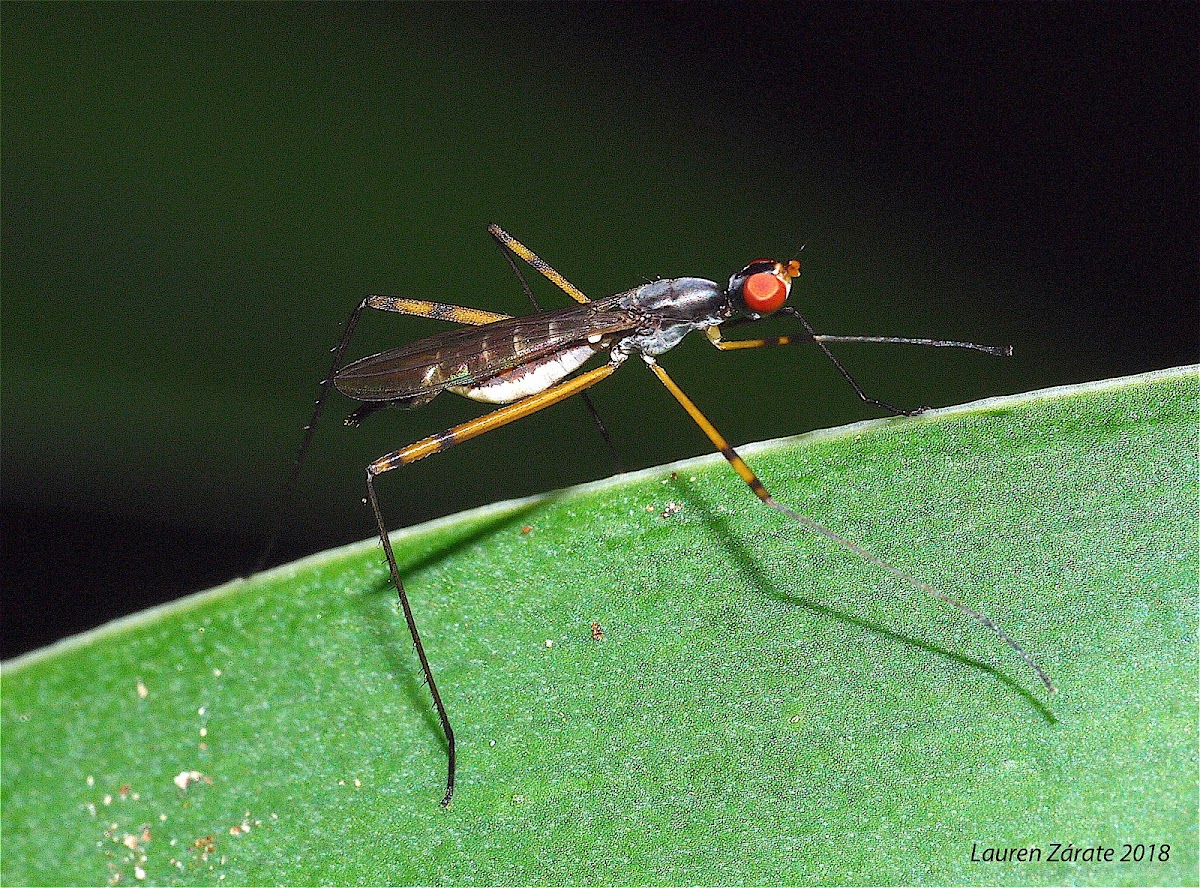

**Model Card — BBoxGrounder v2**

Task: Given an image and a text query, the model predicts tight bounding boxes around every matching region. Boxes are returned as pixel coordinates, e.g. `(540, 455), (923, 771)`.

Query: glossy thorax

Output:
(608, 276), (729, 361)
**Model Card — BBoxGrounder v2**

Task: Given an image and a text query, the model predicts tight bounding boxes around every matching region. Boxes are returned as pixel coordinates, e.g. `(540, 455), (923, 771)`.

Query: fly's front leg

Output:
(783, 308), (935, 416)
(705, 325), (803, 351)
(708, 319), (922, 416)
(711, 315), (1011, 357)
(789, 307), (1011, 416)
(708, 309), (1011, 418)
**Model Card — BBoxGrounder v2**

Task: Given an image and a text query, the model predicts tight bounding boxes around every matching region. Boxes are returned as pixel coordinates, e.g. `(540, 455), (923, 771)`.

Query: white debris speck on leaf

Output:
(134, 866), (146, 880)
(87, 775), (95, 787)
(544, 639), (554, 648)
(354, 778), (361, 787)
(173, 770), (209, 792)
(136, 680), (148, 700)
(212, 668), (222, 677)
(199, 727), (208, 737)
(103, 794), (113, 806)
(197, 706), (206, 716)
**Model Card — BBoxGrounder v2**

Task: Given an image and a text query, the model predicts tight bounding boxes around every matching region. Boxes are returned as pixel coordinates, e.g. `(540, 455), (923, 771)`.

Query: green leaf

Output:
(3, 367), (1196, 886)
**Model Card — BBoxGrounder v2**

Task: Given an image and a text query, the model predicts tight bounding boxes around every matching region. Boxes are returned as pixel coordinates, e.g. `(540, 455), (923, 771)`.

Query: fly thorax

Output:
(619, 277), (728, 320)
(612, 276), (730, 360)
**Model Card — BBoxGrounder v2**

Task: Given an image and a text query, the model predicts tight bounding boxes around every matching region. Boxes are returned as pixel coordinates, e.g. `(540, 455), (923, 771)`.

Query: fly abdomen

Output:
(448, 341), (605, 404)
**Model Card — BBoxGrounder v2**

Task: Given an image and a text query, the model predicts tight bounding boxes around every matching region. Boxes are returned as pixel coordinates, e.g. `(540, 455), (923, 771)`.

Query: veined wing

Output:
(333, 298), (638, 402)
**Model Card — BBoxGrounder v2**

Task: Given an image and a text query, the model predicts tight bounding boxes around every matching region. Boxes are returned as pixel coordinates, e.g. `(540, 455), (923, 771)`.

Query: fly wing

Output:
(333, 298), (637, 402)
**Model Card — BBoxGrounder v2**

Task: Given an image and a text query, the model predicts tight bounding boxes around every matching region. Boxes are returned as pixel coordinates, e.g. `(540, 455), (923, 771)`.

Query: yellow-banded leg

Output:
(707, 323), (1011, 355)
(708, 315), (925, 416)
(488, 225), (624, 472)
(707, 310), (1010, 417)
(705, 316), (922, 416)
(254, 296), (520, 570)
(309, 294), (515, 447)
(705, 326), (802, 351)
(365, 361), (619, 806)
(487, 223), (591, 304)
(643, 356), (1055, 694)
(366, 295), (511, 326)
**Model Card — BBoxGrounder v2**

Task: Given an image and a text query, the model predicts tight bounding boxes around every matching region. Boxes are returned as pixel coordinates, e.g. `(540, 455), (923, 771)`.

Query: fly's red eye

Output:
(742, 271), (788, 314)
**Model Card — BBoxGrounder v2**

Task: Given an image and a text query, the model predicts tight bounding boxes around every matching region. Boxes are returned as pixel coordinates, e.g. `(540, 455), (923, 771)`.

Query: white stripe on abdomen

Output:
(448, 342), (603, 404)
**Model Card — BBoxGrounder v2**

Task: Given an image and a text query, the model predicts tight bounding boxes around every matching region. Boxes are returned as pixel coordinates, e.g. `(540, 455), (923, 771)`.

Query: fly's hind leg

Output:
(366, 360), (619, 806)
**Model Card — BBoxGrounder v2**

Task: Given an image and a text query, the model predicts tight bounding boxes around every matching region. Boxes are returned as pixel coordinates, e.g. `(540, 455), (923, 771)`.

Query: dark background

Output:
(3, 3), (1196, 658)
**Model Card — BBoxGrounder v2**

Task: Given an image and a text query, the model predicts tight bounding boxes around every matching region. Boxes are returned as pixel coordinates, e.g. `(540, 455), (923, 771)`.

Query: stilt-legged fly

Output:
(265, 224), (1055, 806)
